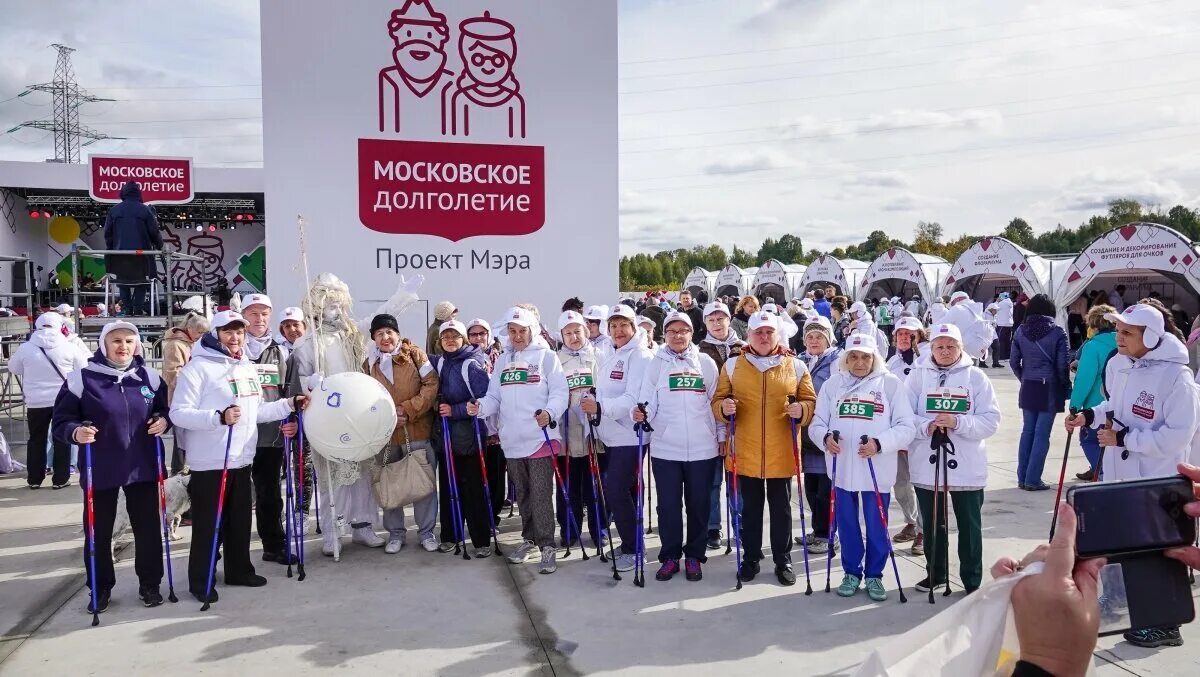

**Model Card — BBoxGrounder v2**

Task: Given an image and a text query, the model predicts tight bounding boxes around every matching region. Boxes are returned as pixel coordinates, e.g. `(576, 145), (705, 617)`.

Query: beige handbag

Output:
(372, 429), (435, 510)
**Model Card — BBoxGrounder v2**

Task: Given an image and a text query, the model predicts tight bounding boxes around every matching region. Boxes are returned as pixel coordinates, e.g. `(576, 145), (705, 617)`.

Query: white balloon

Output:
(303, 372), (396, 463)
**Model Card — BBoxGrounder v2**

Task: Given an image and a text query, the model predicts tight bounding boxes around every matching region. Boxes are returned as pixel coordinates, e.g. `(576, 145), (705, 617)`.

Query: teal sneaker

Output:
(865, 577), (887, 602)
(837, 574), (861, 597)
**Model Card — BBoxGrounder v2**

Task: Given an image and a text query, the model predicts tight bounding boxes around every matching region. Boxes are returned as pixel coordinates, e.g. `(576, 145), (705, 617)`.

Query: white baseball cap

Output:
(894, 316), (924, 333)
(638, 315), (657, 330)
(503, 307), (536, 329)
(440, 319), (467, 338)
(748, 311), (779, 332)
(663, 311), (692, 330)
(950, 291), (970, 305)
(1105, 303), (1165, 347)
(799, 298), (814, 310)
(210, 310), (247, 333)
(703, 301), (730, 318)
(608, 304), (636, 324)
(929, 322), (963, 344)
(844, 332), (878, 355)
(849, 301), (867, 315)
(558, 310), (585, 332)
(583, 305), (608, 321)
(55, 303), (73, 314)
(279, 307), (304, 324)
(761, 302), (781, 315)
(802, 315), (833, 337)
(467, 318), (491, 337)
(242, 293), (272, 309)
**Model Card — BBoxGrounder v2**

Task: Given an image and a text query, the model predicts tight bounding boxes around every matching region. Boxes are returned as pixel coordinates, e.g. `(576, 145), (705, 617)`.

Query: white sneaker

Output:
(420, 536), (439, 552)
(352, 526), (385, 548)
(474, 546), (492, 558)
(384, 537), (404, 554)
(507, 539), (537, 564)
(538, 546), (557, 574)
(615, 553), (638, 572)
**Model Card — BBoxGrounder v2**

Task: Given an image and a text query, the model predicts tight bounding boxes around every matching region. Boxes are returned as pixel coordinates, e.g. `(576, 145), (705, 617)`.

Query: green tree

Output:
(911, 221), (943, 255)
(730, 245), (756, 268)
(1002, 218), (1033, 247)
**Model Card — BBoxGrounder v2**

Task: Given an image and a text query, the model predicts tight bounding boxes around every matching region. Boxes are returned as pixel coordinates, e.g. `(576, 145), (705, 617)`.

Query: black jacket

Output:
(103, 182), (163, 281)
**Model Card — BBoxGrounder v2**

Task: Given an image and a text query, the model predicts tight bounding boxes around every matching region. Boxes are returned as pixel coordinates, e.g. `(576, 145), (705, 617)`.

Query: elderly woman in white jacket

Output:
(9, 311), (88, 488)
(632, 311), (720, 583)
(1064, 303), (1200, 649)
(171, 311), (304, 603)
(810, 333), (915, 602)
(904, 322), (1000, 596)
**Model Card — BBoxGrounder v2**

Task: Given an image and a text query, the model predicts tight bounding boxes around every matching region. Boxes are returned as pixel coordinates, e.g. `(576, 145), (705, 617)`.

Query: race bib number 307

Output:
(926, 394), (970, 413)
(668, 373), (706, 392)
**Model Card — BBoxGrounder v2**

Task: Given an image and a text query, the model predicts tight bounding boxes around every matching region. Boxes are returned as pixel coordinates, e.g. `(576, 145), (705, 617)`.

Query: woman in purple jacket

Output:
(52, 321), (171, 612)
(1009, 294), (1070, 490)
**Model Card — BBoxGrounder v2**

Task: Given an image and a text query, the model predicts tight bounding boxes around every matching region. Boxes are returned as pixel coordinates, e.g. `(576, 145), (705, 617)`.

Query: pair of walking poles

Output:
(440, 399), (503, 560)
(82, 417), (182, 627)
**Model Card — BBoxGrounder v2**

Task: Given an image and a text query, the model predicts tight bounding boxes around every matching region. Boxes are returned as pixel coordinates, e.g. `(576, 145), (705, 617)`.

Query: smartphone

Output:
(1096, 554), (1195, 636)
(1067, 475), (1196, 558)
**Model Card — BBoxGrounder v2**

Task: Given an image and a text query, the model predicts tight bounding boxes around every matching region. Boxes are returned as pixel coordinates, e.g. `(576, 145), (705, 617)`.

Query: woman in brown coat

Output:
(161, 310), (209, 474)
(712, 310), (816, 586)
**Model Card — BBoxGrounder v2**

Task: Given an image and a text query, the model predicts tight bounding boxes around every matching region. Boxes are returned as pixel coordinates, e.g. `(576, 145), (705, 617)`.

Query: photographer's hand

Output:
(1010, 504), (1106, 677)
(1165, 462), (1200, 570)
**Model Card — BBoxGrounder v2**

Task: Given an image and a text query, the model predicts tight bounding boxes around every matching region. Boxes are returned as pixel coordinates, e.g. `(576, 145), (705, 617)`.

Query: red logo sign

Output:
(358, 139), (545, 240)
(88, 155), (194, 205)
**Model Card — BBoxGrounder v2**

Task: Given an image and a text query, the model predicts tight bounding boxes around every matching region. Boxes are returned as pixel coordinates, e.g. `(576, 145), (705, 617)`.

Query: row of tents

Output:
(682, 223), (1200, 325)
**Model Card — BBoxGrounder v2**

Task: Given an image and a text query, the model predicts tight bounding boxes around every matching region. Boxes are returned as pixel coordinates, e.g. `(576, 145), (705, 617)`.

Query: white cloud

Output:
(779, 109), (1003, 142)
(1049, 169), (1186, 213)
(702, 149), (794, 176)
(842, 171), (909, 189)
(619, 190), (662, 215)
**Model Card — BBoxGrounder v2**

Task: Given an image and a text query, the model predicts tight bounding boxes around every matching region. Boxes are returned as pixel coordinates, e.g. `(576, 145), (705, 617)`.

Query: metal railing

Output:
(69, 248), (209, 334)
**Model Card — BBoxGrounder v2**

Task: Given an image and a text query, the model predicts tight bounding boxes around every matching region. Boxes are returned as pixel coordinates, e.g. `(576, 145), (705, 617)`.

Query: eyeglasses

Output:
(467, 331), (488, 338)
(665, 329), (692, 337)
(471, 53), (507, 68)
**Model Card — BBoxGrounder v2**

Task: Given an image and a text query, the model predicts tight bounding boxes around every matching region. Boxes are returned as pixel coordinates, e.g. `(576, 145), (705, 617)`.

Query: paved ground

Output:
(0, 369), (1197, 675)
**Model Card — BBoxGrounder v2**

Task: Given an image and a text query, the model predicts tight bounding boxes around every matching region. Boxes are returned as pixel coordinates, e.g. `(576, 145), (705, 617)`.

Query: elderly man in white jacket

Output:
(904, 322), (1000, 596)
(469, 306), (568, 574)
(9, 311), (88, 488)
(632, 311), (720, 583)
(810, 333), (915, 602)
(171, 311), (303, 602)
(1064, 303), (1200, 649)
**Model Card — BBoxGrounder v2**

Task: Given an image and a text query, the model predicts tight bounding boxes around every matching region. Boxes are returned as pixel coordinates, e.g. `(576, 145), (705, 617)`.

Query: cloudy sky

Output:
(2, 0), (1199, 255)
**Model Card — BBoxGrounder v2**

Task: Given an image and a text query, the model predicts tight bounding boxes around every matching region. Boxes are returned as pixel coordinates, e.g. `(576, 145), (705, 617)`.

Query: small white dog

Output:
(109, 471), (191, 544)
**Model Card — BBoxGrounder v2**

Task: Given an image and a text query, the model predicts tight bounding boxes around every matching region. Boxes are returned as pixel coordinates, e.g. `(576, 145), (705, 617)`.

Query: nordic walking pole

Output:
(728, 409), (743, 591)
(633, 419), (647, 587)
(1094, 411), (1115, 483)
(440, 412), (469, 560)
(786, 395), (813, 595)
(579, 406), (607, 560)
(862, 435), (907, 603)
(824, 431), (840, 594)
(153, 432), (179, 602)
(1049, 407), (1080, 542)
(586, 389), (621, 578)
(470, 400), (502, 557)
(201, 422), (236, 611)
(296, 420), (310, 576)
(81, 421), (100, 626)
(927, 429), (942, 605)
(941, 436), (953, 598)
(646, 440), (654, 535)
(537, 411), (585, 560)
(282, 418), (297, 579)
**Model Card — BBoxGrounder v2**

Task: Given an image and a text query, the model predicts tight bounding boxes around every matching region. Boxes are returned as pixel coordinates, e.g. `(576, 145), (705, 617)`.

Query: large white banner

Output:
(261, 0), (617, 331)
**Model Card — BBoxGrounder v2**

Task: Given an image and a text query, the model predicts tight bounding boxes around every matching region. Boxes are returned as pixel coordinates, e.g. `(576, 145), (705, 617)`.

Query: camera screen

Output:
(1072, 477), (1194, 557)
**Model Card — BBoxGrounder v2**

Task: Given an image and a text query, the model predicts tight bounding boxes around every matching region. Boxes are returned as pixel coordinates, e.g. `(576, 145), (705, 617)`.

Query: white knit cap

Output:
(98, 320), (143, 357)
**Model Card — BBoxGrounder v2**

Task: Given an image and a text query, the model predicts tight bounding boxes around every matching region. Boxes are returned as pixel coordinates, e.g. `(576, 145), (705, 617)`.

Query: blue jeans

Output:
(1017, 409), (1057, 485)
(1078, 426), (1101, 473)
(835, 488), (890, 579)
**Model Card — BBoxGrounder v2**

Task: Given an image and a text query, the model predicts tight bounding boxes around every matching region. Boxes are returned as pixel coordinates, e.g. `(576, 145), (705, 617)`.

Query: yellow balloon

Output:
(48, 216), (81, 245)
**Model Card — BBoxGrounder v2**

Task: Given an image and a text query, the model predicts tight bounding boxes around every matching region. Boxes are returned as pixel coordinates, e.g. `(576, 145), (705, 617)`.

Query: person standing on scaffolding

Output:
(103, 181), (163, 317)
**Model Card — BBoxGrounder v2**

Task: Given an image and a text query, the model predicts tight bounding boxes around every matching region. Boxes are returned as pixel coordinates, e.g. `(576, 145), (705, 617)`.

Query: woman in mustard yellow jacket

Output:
(712, 310), (816, 586)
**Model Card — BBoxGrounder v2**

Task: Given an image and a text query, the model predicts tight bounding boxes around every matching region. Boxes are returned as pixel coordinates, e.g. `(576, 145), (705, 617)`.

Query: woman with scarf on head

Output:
(884, 316), (928, 555)
(810, 333), (915, 601)
(555, 310), (607, 550)
(430, 318), (495, 557)
(1009, 294), (1070, 491)
(904, 323), (1000, 595)
(794, 316), (842, 557)
(366, 313), (441, 555)
(9, 311), (88, 489)
(467, 317), (506, 517)
(580, 304), (656, 573)
(638, 315), (659, 352)
(698, 301), (745, 550)
(52, 321), (170, 612)
(633, 310), (719, 582)
(170, 311), (305, 603)
(1065, 303), (1200, 648)
(713, 310), (816, 586)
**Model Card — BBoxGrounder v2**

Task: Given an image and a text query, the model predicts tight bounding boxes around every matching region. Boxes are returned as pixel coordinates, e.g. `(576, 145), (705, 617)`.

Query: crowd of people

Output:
(4, 272), (1200, 657)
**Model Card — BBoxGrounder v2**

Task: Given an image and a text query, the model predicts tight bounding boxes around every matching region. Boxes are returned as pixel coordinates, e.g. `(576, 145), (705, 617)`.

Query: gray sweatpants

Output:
(894, 451), (922, 533)
(381, 441), (438, 543)
(508, 455), (556, 548)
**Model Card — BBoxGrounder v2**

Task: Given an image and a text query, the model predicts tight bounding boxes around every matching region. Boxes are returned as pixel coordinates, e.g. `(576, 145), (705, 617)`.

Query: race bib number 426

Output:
(926, 395), (970, 413)
(501, 368), (530, 385)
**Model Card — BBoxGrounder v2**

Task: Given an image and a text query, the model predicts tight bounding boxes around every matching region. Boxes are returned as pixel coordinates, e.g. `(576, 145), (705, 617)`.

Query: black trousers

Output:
(804, 472), (832, 539)
(188, 465), (254, 593)
(486, 442), (506, 520)
(170, 445), (187, 476)
(653, 457), (717, 562)
(737, 476), (793, 566)
(555, 454), (608, 545)
(27, 406), (70, 486)
(252, 446), (285, 555)
(83, 481), (162, 592)
(438, 450), (493, 548)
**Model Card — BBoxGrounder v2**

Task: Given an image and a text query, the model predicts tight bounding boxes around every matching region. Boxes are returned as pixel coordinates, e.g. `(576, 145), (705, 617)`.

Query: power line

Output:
(86, 83), (261, 90)
(88, 115), (263, 125)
